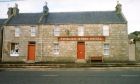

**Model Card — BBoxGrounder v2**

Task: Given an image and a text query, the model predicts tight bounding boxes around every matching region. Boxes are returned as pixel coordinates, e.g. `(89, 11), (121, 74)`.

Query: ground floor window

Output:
(103, 44), (110, 55)
(53, 43), (59, 55)
(10, 43), (19, 56)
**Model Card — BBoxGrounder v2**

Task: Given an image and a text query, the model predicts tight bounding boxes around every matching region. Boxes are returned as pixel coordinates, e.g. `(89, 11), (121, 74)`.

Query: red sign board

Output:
(58, 36), (105, 41)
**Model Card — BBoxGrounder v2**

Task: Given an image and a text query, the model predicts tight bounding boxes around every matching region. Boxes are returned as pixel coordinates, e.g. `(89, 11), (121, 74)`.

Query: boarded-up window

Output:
(103, 25), (109, 36)
(31, 27), (36, 37)
(53, 25), (60, 36)
(103, 44), (110, 55)
(15, 28), (20, 37)
(10, 43), (19, 56)
(78, 26), (84, 36)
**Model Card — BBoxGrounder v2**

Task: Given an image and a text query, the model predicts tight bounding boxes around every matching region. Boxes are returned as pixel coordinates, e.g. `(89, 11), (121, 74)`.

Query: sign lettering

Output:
(58, 36), (105, 41)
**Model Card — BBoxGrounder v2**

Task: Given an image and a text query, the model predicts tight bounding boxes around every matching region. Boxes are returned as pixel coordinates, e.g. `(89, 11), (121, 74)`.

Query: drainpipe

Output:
(1, 26), (5, 62)
(0, 26), (2, 62)
(41, 24), (43, 62)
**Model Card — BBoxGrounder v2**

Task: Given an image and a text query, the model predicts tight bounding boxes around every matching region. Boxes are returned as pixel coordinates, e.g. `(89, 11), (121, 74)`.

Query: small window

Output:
(10, 43), (19, 56)
(103, 25), (109, 36)
(53, 25), (60, 36)
(15, 28), (20, 37)
(78, 26), (84, 36)
(53, 43), (59, 55)
(31, 27), (36, 37)
(103, 44), (110, 55)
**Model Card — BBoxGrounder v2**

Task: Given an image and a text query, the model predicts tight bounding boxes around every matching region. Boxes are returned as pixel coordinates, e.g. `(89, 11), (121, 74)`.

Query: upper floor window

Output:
(53, 25), (60, 36)
(103, 25), (109, 36)
(78, 25), (84, 36)
(15, 28), (20, 37)
(31, 27), (37, 37)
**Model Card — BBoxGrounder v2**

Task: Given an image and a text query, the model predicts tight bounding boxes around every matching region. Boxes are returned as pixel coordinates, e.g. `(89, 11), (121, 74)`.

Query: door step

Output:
(75, 59), (86, 63)
(26, 60), (35, 63)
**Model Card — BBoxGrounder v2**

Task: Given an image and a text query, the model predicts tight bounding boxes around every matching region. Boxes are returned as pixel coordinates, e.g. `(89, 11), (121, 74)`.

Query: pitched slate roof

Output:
(7, 13), (42, 25)
(6, 11), (127, 25)
(0, 19), (6, 25)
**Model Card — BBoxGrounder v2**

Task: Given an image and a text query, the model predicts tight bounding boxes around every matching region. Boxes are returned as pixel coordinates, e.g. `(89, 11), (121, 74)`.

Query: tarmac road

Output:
(0, 68), (140, 84)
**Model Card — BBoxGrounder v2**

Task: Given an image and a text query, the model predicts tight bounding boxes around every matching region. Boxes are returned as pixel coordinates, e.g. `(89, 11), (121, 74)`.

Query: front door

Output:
(77, 42), (85, 59)
(28, 42), (35, 61)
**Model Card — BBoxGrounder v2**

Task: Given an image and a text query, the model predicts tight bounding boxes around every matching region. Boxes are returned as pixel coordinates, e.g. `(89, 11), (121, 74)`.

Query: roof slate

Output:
(0, 19), (6, 25)
(6, 11), (127, 25)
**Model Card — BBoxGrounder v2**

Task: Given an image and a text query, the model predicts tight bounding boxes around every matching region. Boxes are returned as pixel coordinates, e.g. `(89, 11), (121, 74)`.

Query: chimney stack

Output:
(13, 3), (19, 16)
(7, 7), (13, 18)
(115, 1), (122, 14)
(43, 2), (49, 16)
(7, 3), (19, 18)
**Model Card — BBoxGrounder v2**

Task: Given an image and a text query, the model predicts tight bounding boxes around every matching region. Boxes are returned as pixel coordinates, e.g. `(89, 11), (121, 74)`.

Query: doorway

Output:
(27, 42), (36, 61)
(77, 42), (85, 59)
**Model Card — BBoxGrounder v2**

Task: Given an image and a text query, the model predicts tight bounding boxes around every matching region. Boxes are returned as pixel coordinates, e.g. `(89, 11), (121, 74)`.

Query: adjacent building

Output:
(129, 31), (140, 62)
(0, 19), (6, 62)
(1, 2), (129, 63)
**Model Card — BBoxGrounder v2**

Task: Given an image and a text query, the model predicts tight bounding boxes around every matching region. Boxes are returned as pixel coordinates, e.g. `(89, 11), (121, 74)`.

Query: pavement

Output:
(0, 62), (140, 69)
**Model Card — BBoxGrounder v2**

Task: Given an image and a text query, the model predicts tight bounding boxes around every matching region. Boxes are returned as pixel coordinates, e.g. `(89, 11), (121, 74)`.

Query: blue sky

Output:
(0, 0), (140, 33)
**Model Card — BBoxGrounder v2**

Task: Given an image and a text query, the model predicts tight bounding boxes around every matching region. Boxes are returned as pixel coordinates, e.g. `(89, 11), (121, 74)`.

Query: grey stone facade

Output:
(2, 24), (129, 62)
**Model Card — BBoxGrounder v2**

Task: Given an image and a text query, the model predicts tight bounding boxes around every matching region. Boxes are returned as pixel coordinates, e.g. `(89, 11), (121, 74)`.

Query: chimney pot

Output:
(7, 7), (13, 18)
(115, 1), (122, 14)
(43, 2), (49, 16)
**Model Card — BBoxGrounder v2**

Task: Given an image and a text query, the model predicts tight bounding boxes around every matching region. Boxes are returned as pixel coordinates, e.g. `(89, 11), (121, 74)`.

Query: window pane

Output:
(104, 49), (109, 55)
(53, 43), (59, 54)
(10, 43), (19, 56)
(104, 44), (110, 55)
(104, 44), (109, 49)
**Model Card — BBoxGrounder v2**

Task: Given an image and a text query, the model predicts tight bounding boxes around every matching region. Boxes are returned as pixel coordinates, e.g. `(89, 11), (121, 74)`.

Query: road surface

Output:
(0, 69), (140, 84)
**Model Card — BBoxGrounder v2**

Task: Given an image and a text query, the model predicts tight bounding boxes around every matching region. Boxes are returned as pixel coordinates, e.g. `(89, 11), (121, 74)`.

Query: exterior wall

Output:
(0, 26), (2, 61)
(129, 44), (135, 61)
(2, 24), (129, 62)
(135, 41), (140, 61)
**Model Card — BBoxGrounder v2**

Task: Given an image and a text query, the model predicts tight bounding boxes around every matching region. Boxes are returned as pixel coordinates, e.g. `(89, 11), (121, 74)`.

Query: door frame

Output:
(27, 41), (36, 61)
(77, 42), (85, 59)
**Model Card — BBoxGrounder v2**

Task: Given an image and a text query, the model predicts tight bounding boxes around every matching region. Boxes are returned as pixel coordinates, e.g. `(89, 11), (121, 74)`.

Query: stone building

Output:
(1, 2), (129, 63)
(129, 31), (140, 62)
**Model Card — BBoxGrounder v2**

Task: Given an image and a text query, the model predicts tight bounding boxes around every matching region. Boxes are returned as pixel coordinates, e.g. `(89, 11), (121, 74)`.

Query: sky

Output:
(0, 0), (140, 34)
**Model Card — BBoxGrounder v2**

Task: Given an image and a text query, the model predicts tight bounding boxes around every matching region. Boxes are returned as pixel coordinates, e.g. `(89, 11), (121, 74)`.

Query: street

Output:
(0, 68), (140, 84)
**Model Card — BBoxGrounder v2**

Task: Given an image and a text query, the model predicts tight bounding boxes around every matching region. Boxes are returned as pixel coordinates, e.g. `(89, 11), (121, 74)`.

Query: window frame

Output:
(53, 43), (59, 55)
(103, 43), (110, 56)
(10, 43), (19, 56)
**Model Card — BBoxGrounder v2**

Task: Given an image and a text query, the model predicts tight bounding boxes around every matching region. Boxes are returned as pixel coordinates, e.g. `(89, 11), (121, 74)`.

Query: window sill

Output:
(10, 54), (19, 56)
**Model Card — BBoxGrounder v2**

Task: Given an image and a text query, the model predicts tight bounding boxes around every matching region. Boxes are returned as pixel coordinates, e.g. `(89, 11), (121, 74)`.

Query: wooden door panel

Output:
(28, 44), (35, 60)
(77, 42), (85, 59)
